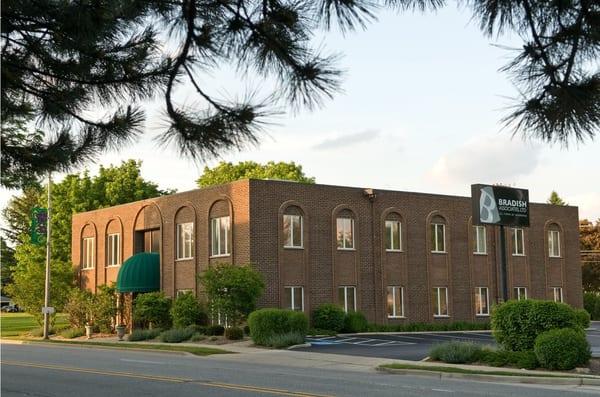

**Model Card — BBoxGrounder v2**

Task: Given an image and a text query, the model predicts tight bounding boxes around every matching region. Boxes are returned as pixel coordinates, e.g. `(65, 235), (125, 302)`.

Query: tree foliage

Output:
(546, 191), (568, 205)
(2, 1), (597, 187)
(196, 161), (315, 187)
(580, 219), (600, 292)
(0, 237), (16, 296)
(199, 263), (265, 326)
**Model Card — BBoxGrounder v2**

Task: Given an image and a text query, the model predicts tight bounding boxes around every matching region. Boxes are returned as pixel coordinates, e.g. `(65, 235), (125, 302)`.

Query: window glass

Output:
(473, 226), (486, 254)
(107, 233), (121, 266)
(283, 286), (304, 311)
(513, 228), (525, 255)
(338, 286), (356, 312)
(82, 237), (95, 269)
(475, 287), (489, 316)
(431, 224), (445, 252)
(177, 222), (194, 259)
(514, 287), (527, 300)
(548, 230), (560, 257)
(283, 215), (303, 248)
(211, 217), (230, 256)
(387, 286), (404, 317)
(385, 220), (401, 251)
(433, 287), (448, 316)
(553, 287), (563, 302)
(336, 218), (354, 249)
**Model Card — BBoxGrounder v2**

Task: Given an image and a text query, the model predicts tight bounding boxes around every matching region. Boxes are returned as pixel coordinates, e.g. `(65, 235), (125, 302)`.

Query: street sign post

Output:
(471, 184), (530, 303)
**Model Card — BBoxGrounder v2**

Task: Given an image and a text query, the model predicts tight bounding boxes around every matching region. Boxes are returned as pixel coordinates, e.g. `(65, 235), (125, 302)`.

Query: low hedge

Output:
(225, 326), (244, 340)
(260, 331), (305, 348)
(575, 309), (591, 329)
(128, 328), (162, 342)
(428, 341), (539, 369)
(365, 321), (490, 333)
(491, 299), (582, 351)
(534, 328), (591, 370)
(312, 304), (345, 332)
(60, 327), (85, 339)
(343, 311), (368, 333)
(584, 292), (600, 321)
(248, 308), (308, 346)
(205, 325), (225, 336)
(159, 328), (194, 343)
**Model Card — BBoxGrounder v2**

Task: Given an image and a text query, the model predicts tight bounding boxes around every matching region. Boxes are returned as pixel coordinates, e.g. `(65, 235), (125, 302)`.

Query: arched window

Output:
(430, 215), (447, 253)
(336, 209), (355, 250)
(283, 206), (303, 248)
(384, 213), (402, 251)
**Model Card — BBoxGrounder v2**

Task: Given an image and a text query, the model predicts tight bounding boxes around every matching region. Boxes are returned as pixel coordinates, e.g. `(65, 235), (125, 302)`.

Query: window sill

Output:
(387, 316), (406, 319)
(512, 254), (526, 257)
(81, 267), (94, 271)
(475, 314), (490, 317)
(385, 249), (403, 253)
(106, 264), (121, 268)
(433, 315), (450, 318)
(283, 246), (304, 250)
(549, 255), (562, 259)
(175, 258), (194, 262)
(473, 252), (487, 256)
(337, 248), (356, 251)
(431, 251), (447, 254)
(210, 254), (231, 259)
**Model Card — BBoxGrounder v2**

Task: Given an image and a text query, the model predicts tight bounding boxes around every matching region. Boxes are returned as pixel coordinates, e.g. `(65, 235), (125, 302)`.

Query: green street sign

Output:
(30, 207), (48, 245)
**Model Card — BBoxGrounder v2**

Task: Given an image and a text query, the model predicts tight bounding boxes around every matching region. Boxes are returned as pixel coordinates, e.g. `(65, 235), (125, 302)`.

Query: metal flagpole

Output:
(43, 172), (52, 339)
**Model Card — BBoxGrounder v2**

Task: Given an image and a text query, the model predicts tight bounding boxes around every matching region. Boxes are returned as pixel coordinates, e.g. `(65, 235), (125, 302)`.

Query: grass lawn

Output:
(379, 363), (578, 378)
(28, 339), (232, 356)
(1, 313), (68, 338)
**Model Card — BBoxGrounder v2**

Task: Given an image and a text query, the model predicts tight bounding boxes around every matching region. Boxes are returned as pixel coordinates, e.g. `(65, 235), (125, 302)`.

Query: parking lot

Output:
(297, 322), (600, 361)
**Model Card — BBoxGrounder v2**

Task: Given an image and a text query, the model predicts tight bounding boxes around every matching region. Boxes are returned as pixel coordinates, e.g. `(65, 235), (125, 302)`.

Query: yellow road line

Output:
(2, 360), (333, 397)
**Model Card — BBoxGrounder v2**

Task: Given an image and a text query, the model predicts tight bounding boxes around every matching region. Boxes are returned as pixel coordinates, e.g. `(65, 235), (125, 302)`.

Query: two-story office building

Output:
(71, 179), (582, 324)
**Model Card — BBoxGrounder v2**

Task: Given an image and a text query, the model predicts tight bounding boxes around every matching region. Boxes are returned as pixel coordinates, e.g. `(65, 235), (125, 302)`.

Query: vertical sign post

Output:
(472, 184), (529, 304)
(43, 173), (52, 339)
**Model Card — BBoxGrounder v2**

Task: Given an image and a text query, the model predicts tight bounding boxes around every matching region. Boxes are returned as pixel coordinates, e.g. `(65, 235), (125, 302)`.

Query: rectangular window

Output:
(283, 286), (304, 311)
(514, 287), (528, 301)
(552, 287), (563, 303)
(475, 287), (489, 316)
(106, 233), (121, 266)
(82, 237), (95, 269)
(338, 286), (356, 313)
(283, 215), (303, 248)
(336, 218), (354, 250)
(548, 230), (560, 257)
(385, 220), (402, 251)
(176, 222), (194, 260)
(473, 226), (487, 254)
(433, 287), (449, 317)
(176, 289), (193, 298)
(211, 216), (230, 256)
(512, 228), (525, 256)
(387, 286), (405, 318)
(431, 223), (446, 253)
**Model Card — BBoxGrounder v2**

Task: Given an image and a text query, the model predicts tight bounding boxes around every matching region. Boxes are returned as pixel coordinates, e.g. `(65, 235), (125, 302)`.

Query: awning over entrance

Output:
(116, 252), (160, 293)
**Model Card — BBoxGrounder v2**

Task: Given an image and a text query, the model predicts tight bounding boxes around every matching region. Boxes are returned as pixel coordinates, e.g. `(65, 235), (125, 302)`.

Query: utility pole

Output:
(42, 172), (52, 339)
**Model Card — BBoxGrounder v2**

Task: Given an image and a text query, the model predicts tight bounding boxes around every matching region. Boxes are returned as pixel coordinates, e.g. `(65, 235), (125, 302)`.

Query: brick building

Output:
(71, 179), (582, 324)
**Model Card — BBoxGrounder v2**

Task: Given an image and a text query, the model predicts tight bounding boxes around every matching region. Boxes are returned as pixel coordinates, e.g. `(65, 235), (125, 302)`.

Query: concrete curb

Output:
(2, 340), (192, 356)
(338, 330), (492, 337)
(377, 366), (600, 386)
(287, 343), (311, 350)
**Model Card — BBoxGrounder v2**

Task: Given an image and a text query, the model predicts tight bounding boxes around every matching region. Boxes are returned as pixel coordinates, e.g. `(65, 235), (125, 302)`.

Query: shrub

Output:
(191, 333), (206, 342)
(575, 309), (591, 329)
(248, 309), (309, 346)
(209, 336), (219, 341)
(491, 299), (581, 351)
(583, 292), (600, 321)
(186, 324), (207, 334)
(312, 304), (345, 332)
(171, 293), (207, 328)
(128, 328), (161, 342)
(534, 328), (591, 370)
(60, 327), (85, 339)
(243, 325), (250, 335)
(159, 328), (194, 343)
(429, 341), (484, 364)
(64, 289), (93, 328)
(262, 331), (305, 348)
(343, 311), (368, 333)
(225, 326), (244, 340)
(133, 292), (172, 329)
(92, 284), (118, 333)
(479, 349), (539, 369)
(205, 325), (225, 336)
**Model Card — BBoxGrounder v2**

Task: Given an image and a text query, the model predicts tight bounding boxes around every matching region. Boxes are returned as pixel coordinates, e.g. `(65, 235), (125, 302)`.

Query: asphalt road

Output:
(1, 343), (598, 397)
(301, 323), (600, 361)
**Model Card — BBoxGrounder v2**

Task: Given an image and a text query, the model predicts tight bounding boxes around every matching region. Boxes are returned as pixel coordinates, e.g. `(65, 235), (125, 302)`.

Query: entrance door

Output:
(135, 229), (160, 253)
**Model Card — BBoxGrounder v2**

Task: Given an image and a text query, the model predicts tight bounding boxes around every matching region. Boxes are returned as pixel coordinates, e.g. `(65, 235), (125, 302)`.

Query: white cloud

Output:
(312, 129), (380, 150)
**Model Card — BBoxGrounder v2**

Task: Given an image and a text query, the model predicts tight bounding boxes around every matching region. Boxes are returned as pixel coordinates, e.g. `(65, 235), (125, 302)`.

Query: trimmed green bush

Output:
(365, 321), (490, 333)
(185, 324), (207, 334)
(343, 311), (368, 333)
(191, 333), (206, 342)
(243, 325), (250, 335)
(133, 292), (172, 329)
(575, 309), (591, 329)
(248, 308), (309, 346)
(312, 304), (345, 332)
(205, 325), (225, 336)
(128, 328), (162, 341)
(429, 341), (484, 364)
(60, 327), (85, 339)
(171, 293), (208, 328)
(534, 328), (591, 370)
(491, 299), (581, 351)
(261, 331), (305, 348)
(583, 292), (600, 320)
(159, 328), (194, 343)
(225, 326), (244, 340)
(479, 349), (539, 369)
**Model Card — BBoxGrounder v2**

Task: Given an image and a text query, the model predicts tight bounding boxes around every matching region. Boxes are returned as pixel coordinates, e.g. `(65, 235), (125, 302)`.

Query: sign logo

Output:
(30, 207), (48, 245)
(471, 184), (529, 227)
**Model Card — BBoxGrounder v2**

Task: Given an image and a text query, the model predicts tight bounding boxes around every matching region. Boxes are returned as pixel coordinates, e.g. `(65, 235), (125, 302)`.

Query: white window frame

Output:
(475, 287), (489, 316)
(514, 287), (528, 300)
(283, 214), (303, 249)
(82, 237), (95, 269)
(552, 287), (563, 303)
(512, 228), (525, 256)
(336, 218), (355, 250)
(433, 287), (449, 317)
(176, 222), (194, 260)
(387, 286), (405, 318)
(339, 286), (356, 313)
(211, 216), (230, 257)
(176, 289), (193, 298)
(548, 230), (561, 258)
(385, 220), (402, 252)
(431, 223), (446, 253)
(284, 286), (304, 312)
(106, 233), (121, 267)
(473, 226), (487, 255)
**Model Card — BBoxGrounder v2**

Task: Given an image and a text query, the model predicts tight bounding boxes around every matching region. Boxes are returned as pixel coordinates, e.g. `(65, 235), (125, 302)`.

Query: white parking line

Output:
(354, 339), (378, 345)
(372, 341), (399, 346)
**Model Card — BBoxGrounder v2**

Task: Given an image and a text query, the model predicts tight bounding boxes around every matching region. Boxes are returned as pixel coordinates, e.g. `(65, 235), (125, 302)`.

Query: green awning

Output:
(116, 252), (160, 293)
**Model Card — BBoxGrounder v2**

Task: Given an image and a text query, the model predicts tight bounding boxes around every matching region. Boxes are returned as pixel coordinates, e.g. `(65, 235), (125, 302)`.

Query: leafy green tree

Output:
(547, 191), (568, 206)
(199, 263), (265, 326)
(0, 237), (16, 296)
(1, 184), (43, 245)
(581, 219), (600, 292)
(133, 292), (172, 329)
(2, 1), (596, 187)
(196, 161), (315, 187)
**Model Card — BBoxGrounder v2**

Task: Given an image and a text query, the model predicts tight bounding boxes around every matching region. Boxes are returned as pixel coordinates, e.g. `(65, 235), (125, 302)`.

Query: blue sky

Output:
(2, 5), (599, 220)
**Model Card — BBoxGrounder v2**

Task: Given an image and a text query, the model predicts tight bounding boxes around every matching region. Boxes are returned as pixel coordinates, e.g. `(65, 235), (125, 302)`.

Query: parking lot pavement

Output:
(298, 327), (600, 361)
